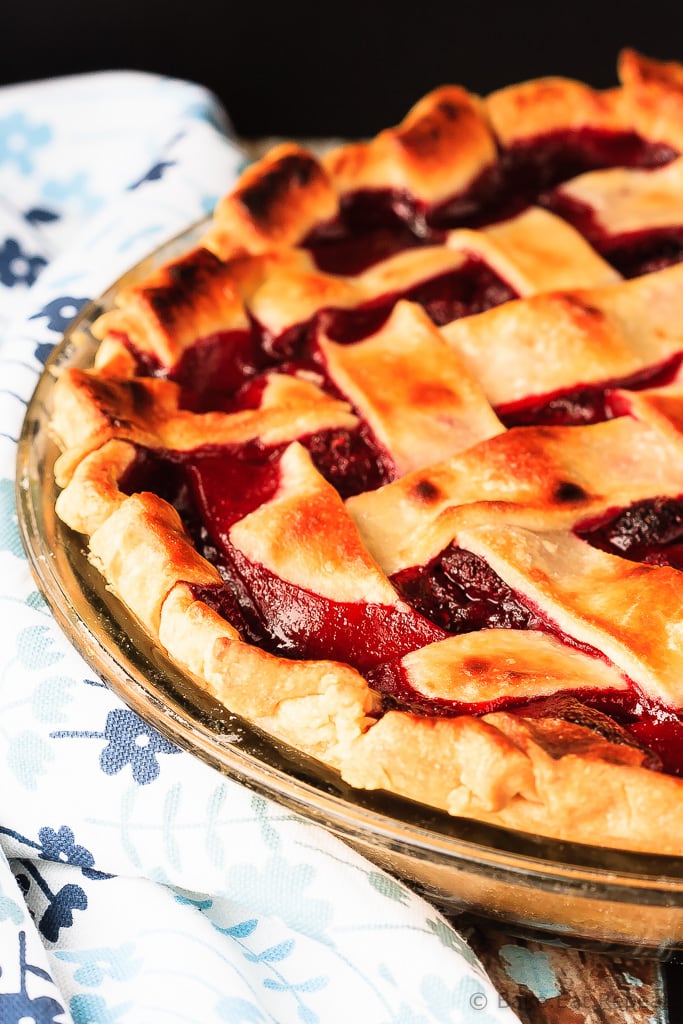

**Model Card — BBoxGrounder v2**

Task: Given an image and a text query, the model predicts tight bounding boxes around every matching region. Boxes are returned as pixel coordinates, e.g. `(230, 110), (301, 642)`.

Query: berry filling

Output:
(391, 545), (542, 634)
(304, 129), (677, 275)
(108, 126), (683, 781)
(542, 190), (683, 278)
(495, 352), (683, 428)
(576, 497), (683, 569)
(182, 450), (446, 671)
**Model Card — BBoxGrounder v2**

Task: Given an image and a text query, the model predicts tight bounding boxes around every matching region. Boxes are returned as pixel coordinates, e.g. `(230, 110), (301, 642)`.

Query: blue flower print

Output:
(0, 238), (46, 287)
(0, 111), (51, 174)
(0, 932), (66, 1023)
(39, 882), (88, 942)
(37, 826), (106, 881)
(100, 708), (180, 784)
(24, 207), (59, 226)
(29, 294), (90, 333)
(127, 159), (176, 190)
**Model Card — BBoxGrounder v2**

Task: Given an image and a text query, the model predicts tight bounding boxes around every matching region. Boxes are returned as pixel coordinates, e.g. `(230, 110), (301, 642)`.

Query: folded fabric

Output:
(0, 70), (520, 1023)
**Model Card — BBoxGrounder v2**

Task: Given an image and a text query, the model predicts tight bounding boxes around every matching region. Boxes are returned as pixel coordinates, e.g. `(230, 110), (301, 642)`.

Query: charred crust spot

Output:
(147, 289), (183, 326)
(411, 477), (442, 504)
(556, 293), (607, 324)
(461, 656), (490, 676)
(553, 480), (588, 504)
(127, 380), (155, 413)
(166, 248), (222, 288)
(436, 99), (468, 123)
(239, 154), (319, 223)
(143, 249), (226, 326)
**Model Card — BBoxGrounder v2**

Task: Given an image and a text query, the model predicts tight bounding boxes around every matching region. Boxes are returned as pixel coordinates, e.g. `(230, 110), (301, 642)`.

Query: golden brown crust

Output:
(159, 584), (379, 766)
(619, 48), (683, 150)
(48, 52), (683, 855)
(486, 76), (627, 146)
(206, 143), (339, 258)
(324, 86), (498, 204)
(318, 302), (504, 473)
(342, 709), (683, 854)
(397, 629), (629, 704)
(555, 157), (683, 236)
(229, 443), (399, 603)
(347, 414), (683, 574)
(88, 492), (221, 633)
(51, 367), (357, 486)
(93, 246), (248, 367)
(457, 524), (683, 708)
(442, 263), (683, 405)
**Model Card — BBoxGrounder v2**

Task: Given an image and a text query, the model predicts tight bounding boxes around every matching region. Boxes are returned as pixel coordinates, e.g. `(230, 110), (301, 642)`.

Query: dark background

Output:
(4, 1), (683, 139)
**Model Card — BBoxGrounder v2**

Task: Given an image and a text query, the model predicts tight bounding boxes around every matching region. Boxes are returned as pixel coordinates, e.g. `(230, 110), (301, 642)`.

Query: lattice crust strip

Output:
(47, 50), (683, 854)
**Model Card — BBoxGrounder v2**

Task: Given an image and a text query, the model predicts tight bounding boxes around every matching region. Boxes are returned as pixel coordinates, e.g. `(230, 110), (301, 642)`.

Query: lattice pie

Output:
(51, 51), (683, 853)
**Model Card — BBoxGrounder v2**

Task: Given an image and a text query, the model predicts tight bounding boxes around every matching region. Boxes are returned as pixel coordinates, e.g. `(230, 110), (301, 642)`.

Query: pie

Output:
(49, 50), (683, 854)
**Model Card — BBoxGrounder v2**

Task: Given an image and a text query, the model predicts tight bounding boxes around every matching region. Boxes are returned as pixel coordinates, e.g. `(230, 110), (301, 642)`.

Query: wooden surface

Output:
(466, 926), (668, 1023)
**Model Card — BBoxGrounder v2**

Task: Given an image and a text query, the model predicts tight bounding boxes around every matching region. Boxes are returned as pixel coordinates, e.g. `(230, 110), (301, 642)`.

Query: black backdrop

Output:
(4, 1), (683, 138)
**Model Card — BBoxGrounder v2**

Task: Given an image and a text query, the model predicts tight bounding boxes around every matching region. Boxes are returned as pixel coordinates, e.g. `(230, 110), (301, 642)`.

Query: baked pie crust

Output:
(50, 50), (683, 854)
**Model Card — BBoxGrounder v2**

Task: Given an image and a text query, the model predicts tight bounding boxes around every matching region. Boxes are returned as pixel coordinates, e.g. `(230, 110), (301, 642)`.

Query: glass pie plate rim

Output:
(16, 219), (683, 955)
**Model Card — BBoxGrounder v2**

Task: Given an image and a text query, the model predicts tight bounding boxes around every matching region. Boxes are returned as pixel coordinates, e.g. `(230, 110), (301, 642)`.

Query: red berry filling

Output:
(543, 190), (683, 278)
(576, 497), (683, 568)
(496, 352), (683, 428)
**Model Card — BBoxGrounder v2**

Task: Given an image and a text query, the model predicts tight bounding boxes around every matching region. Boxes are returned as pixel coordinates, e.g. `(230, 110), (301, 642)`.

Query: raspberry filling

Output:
(110, 127), (683, 779)
(122, 441), (683, 774)
(304, 129), (677, 275)
(391, 545), (542, 634)
(542, 190), (683, 278)
(576, 497), (683, 569)
(495, 352), (683, 428)
(384, 543), (683, 775)
(182, 451), (446, 670)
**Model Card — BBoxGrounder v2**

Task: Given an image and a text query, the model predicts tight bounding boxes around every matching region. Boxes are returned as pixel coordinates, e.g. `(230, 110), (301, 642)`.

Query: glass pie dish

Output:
(16, 222), (683, 960)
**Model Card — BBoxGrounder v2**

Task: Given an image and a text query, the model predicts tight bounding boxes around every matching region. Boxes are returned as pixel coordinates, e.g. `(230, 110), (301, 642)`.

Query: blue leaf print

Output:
(127, 159), (176, 190)
(24, 207), (59, 225)
(39, 882), (88, 941)
(99, 708), (180, 784)
(0, 990), (66, 1023)
(0, 932), (66, 1022)
(263, 976), (328, 994)
(221, 918), (258, 939)
(0, 238), (46, 287)
(16, 625), (63, 670)
(29, 294), (90, 333)
(0, 478), (24, 557)
(32, 675), (76, 723)
(55, 943), (142, 986)
(7, 731), (54, 789)
(0, 111), (51, 174)
(225, 855), (333, 941)
(0, 894), (24, 924)
(244, 939), (295, 964)
(368, 871), (410, 904)
(70, 993), (132, 1023)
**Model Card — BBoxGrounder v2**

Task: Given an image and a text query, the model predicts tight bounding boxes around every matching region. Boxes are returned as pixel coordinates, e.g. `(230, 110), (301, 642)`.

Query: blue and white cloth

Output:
(0, 71), (520, 1023)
